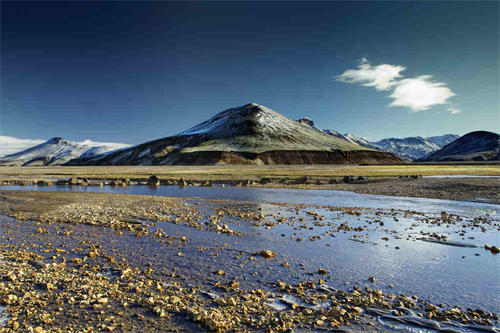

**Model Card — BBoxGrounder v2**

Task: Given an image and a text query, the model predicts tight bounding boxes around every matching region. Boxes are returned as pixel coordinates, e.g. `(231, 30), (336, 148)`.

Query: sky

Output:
(1, 1), (499, 149)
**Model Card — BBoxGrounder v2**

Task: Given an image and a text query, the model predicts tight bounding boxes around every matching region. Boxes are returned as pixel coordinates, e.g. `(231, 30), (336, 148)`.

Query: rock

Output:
(329, 179), (338, 184)
(36, 180), (53, 186)
(490, 246), (499, 254)
(147, 175), (160, 186)
(356, 176), (365, 181)
(110, 180), (123, 186)
(425, 304), (438, 312)
(202, 181), (212, 187)
(260, 250), (276, 258)
(292, 176), (308, 185)
(259, 178), (271, 185)
(178, 178), (187, 187)
(368, 276), (375, 283)
(317, 269), (328, 275)
(67, 177), (81, 185)
(343, 176), (355, 183)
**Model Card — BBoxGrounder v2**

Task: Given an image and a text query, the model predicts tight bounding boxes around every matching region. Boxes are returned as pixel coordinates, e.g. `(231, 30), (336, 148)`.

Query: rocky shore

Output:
(0, 190), (499, 332)
(1, 175), (499, 204)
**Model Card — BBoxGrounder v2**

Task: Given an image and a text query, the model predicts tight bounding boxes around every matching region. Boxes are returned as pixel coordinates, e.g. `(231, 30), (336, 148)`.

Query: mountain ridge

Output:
(296, 117), (459, 161)
(417, 131), (500, 162)
(66, 103), (403, 166)
(0, 137), (129, 166)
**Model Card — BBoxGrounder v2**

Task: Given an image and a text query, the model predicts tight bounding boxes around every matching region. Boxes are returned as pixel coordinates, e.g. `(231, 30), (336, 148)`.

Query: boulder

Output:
(343, 176), (355, 183)
(147, 175), (160, 186)
(178, 178), (187, 187)
(67, 177), (80, 185)
(292, 176), (308, 185)
(260, 178), (271, 185)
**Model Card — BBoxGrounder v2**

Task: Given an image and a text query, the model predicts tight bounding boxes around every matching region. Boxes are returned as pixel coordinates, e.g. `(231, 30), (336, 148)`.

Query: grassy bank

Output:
(0, 164), (499, 181)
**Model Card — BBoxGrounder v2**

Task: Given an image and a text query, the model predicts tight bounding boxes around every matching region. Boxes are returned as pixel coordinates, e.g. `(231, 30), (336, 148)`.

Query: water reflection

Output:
(0, 184), (498, 217)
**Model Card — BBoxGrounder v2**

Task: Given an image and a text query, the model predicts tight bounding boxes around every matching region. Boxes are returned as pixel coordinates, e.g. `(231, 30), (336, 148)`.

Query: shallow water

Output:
(1, 199), (499, 316)
(1, 185), (499, 331)
(0, 184), (498, 217)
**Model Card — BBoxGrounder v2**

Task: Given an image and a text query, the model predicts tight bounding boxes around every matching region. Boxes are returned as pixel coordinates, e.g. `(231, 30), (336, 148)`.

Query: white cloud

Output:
(334, 58), (406, 91)
(0, 136), (131, 157)
(446, 108), (462, 114)
(335, 58), (458, 113)
(389, 75), (456, 112)
(77, 139), (131, 150)
(0, 136), (45, 157)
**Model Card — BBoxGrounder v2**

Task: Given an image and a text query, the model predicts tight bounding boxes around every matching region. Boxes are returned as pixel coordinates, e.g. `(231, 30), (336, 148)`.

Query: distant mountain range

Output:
(297, 117), (459, 161)
(66, 103), (402, 166)
(0, 137), (129, 166)
(417, 131), (499, 162)
(1, 104), (496, 166)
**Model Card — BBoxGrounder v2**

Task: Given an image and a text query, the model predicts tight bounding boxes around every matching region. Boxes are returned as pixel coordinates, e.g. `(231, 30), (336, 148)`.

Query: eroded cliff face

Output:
(142, 150), (403, 166)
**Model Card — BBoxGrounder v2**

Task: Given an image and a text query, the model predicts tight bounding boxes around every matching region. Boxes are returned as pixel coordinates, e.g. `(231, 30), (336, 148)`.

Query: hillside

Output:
(418, 131), (500, 162)
(67, 103), (403, 166)
(0, 137), (127, 166)
(296, 117), (459, 161)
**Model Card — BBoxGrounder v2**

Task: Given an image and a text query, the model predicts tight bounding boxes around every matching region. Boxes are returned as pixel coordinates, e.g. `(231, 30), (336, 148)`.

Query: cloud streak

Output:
(335, 58), (457, 112)
(0, 136), (45, 157)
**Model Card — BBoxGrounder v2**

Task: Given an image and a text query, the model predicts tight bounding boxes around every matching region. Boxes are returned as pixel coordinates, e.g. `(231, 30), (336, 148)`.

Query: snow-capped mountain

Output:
(67, 103), (403, 166)
(418, 131), (499, 162)
(296, 117), (459, 161)
(0, 137), (130, 166)
(425, 134), (461, 147)
(373, 137), (437, 161)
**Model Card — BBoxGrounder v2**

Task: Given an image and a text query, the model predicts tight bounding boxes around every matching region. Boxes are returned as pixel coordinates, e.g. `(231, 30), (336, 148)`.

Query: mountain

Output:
(373, 137), (439, 161)
(426, 134), (461, 147)
(296, 117), (459, 161)
(67, 103), (403, 166)
(0, 137), (128, 166)
(418, 131), (500, 162)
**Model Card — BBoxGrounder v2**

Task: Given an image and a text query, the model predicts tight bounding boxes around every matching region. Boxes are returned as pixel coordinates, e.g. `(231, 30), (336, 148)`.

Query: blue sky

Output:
(1, 1), (499, 147)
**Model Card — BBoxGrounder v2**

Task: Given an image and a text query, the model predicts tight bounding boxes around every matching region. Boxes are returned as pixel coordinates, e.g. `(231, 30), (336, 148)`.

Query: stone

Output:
(490, 246), (499, 254)
(259, 178), (271, 185)
(292, 176), (308, 185)
(317, 269), (328, 275)
(260, 250), (276, 258)
(178, 178), (187, 187)
(425, 304), (438, 312)
(368, 277), (375, 283)
(329, 179), (338, 184)
(343, 176), (355, 183)
(147, 175), (160, 186)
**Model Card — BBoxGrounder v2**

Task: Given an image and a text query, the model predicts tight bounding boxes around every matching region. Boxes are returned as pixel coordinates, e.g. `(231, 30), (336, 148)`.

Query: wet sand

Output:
(0, 190), (499, 332)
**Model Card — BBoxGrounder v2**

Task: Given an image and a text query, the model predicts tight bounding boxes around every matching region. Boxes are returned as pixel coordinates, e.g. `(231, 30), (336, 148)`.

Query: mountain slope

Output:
(418, 131), (500, 162)
(67, 103), (403, 166)
(0, 137), (128, 166)
(296, 117), (458, 160)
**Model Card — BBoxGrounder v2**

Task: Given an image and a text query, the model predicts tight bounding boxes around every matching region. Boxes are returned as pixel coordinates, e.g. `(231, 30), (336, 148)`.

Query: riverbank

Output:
(2, 175), (499, 205)
(0, 190), (499, 332)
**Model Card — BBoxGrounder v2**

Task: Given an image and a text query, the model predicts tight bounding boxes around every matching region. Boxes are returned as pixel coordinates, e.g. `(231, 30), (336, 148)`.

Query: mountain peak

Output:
(47, 137), (68, 144)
